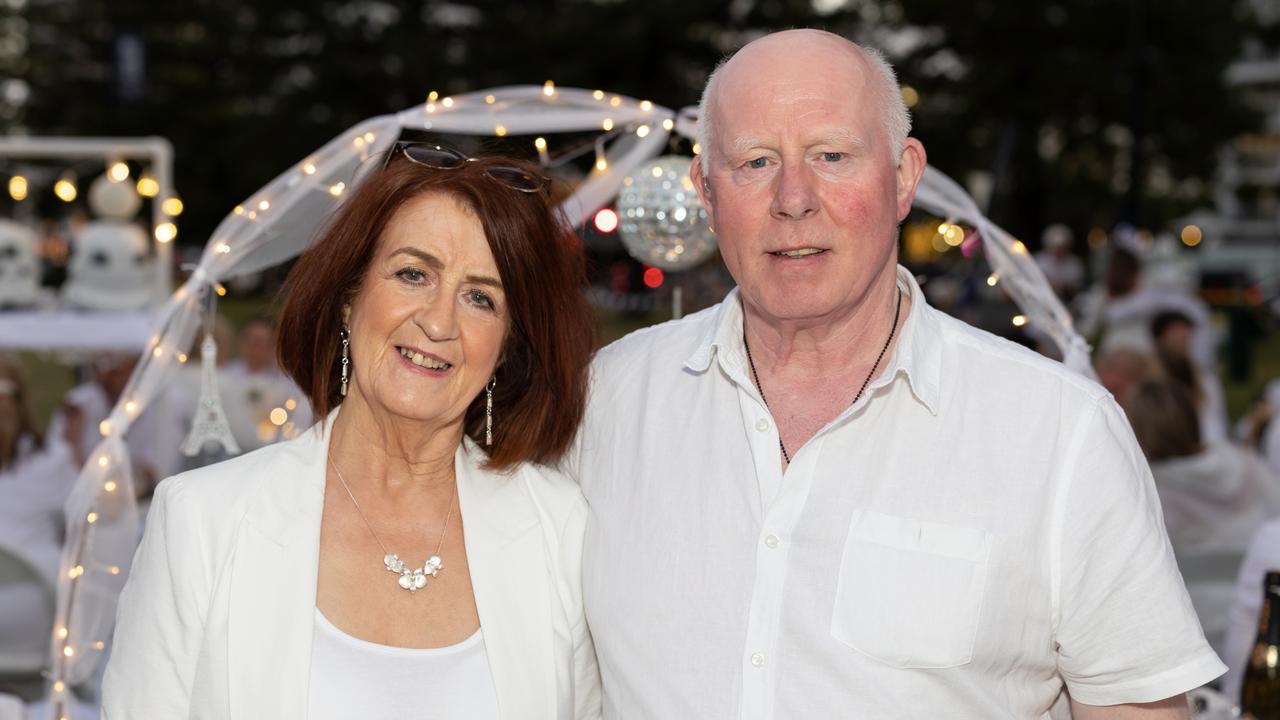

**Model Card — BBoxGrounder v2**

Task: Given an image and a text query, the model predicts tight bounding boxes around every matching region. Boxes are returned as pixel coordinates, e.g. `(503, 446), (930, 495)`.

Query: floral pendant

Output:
(383, 553), (443, 593)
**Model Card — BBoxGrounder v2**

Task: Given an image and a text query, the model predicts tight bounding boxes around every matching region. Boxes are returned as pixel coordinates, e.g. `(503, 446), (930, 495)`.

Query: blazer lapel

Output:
(227, 418), (331, 720)
(457, 441), (557, 720)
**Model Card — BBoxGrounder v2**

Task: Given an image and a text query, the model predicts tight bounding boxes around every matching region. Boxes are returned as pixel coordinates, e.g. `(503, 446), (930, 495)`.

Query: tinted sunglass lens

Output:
(401, 145), (467, 169)
(487, 166), (545, 192)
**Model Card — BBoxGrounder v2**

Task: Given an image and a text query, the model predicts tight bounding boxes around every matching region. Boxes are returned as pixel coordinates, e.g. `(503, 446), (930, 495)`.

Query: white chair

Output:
(0, 543), (56, 701)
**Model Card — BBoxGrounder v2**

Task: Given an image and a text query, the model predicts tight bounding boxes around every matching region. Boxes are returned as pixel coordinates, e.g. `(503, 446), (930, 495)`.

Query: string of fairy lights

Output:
(40, 85), (1089, 719)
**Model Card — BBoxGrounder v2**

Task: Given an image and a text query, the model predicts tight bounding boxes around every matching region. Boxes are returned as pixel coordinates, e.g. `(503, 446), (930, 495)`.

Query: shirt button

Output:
(750, 652), (766, 667)
(764, 534), (780, 549)
(755, 418), (769, 432)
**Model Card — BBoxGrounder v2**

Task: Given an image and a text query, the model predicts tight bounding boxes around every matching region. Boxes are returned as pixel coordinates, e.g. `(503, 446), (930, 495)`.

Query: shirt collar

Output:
(683, 265), (942, 416)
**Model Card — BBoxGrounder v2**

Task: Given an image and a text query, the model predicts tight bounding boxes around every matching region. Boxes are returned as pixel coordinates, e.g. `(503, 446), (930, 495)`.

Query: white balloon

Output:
(89, 175), (142, 220)
(616, 155), (717, 271)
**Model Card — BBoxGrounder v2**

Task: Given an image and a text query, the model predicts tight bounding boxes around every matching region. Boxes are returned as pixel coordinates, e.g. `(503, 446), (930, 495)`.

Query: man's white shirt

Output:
(569, 266), (1224, 719)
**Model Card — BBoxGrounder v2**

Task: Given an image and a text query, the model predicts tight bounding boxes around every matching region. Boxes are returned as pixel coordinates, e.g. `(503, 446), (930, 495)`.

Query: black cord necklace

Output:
(744, 287), (904, 465)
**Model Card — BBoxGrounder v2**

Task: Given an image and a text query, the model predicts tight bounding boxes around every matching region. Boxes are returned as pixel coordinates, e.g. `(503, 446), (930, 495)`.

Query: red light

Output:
(643, 267), (664, 288)
(593, 208), (619, 233)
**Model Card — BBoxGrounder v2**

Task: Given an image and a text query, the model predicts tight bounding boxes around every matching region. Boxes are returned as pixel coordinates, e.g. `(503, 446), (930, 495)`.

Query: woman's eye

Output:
(745, 157), (768, 170)
(396, 267), (425, 283)
(468, 290), (494, 309)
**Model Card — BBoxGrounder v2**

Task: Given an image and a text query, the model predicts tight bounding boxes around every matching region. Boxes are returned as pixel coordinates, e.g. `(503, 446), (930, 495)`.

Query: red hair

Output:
(278, 153), (596, 470)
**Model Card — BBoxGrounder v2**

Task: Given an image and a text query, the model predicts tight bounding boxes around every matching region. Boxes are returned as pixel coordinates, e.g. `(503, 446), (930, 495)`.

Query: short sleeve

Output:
(1053, 396), (1226, 705)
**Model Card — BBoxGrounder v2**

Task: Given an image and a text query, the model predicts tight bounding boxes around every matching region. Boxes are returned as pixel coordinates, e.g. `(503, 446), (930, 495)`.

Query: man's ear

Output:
(691, 157), (715, 223)
(894, 138), (927, 222)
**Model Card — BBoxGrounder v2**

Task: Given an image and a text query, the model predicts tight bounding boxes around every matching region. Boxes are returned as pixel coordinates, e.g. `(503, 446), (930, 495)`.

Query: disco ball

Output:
(616, 155), (717, 271)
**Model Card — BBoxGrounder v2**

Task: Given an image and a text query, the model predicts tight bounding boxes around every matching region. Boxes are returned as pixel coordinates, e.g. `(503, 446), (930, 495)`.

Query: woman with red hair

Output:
(105, 145), (600, 718)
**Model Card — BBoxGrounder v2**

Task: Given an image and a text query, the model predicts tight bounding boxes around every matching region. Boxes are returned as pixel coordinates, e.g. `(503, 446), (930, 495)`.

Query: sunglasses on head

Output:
(383, 142), (549, 194)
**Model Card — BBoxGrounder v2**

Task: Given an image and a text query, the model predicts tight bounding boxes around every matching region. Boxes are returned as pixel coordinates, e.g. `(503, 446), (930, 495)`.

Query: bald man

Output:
(568, 30), (1222, 719)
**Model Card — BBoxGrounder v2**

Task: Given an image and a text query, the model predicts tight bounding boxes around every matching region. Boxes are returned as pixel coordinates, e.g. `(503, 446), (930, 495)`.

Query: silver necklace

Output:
(327, 456), (456, 594)
(744, 287), (903, 464)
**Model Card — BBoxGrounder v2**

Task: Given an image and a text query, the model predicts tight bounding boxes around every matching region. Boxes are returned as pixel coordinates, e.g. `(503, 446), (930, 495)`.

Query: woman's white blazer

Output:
(101, 418), (601, 719)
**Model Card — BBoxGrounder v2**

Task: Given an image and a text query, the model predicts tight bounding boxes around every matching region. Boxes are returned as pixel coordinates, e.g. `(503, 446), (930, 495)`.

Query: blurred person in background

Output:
(220, 315), (313, 452)
(0, 356), (82, 699)
(1123, 377), (1280, 656)
(1034, 223), (1085, 301)
(1219, 517), (1280, 703)
(1095, 345), (1158, 404)
(47, 353), (180, 498)
(1152, 310), (1228, 444)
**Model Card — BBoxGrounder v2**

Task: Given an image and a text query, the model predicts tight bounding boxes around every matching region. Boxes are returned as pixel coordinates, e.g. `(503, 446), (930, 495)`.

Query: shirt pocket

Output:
(830, 508), (991, 669)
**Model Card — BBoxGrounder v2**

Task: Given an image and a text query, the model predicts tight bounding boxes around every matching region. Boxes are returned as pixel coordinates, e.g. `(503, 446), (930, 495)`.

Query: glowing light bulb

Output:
(104, 480), (118, 493)
(662, 118), (675, 131)
(441, 97), (453, 108)
(108, 162), (130, 182)
(1012, 314), (1028, 327)
(136, 176), (160, 197)
(640, 100), (653, 111)
(495, 125), (508, 137)
(302, 162), (316, 175)
(636, 125), (650, 138)
(86, 512), (98, 524)
(270, 408), (288, 426)
(154, 222), (177, 243)
(8, 175), (27, 201)
(543, 80), (555, 96)
(987, 273), (999, 287)
(534, 137), (547, 151)
(592, 90), (604, 100)
(485, 94), (495, 104)
(257, 200), (270, 211)
(602, 118), (614, 131)
(54, 178), (77, 202)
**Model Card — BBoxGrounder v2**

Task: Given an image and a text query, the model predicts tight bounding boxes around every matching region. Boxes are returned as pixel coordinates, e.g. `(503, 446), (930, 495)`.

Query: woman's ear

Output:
(341, 303), (351, 328)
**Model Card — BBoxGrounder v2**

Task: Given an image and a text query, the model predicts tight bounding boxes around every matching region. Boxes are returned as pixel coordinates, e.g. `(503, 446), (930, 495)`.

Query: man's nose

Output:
(769, 161), (819, 220)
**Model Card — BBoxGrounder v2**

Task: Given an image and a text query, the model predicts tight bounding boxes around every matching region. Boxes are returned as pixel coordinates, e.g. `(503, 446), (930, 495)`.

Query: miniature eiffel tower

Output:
(180, 332), (241, 457)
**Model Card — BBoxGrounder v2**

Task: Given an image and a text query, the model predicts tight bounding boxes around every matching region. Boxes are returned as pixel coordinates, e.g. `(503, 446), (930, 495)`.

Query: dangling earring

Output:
(485, 376), (497, 446)
(339, 328), (350, 397)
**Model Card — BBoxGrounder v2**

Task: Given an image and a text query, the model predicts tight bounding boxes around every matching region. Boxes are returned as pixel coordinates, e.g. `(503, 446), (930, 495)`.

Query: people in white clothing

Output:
(569, 29), (1222, 719)
(1034, 224), (1085, 301)
(0, 356), (80, 700)
(219, 316), (313, 452)
(1122, 377), (1280, 657)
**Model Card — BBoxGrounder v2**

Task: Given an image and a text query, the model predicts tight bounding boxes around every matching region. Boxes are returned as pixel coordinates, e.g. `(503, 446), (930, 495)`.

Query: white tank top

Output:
(307, 610), (501, 719)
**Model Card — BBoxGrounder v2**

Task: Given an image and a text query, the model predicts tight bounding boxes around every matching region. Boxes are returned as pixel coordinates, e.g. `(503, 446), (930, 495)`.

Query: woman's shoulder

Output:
(156, 426), (325, 515)
(459, 441), (585, 528)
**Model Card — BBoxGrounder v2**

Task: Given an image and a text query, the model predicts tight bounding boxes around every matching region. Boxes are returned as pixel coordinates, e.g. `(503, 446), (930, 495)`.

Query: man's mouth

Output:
(770, 248), (827, 258)
(398, 347), (451, 371)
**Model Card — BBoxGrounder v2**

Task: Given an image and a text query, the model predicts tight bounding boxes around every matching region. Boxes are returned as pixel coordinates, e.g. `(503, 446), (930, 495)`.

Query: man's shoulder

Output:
(592, 301), (725, 378)
(928, 305), (1108, 404)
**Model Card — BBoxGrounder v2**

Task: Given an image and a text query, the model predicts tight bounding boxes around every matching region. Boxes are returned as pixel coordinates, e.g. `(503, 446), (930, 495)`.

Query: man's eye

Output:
(396, 268), (425, 283)
(821, 152), (845, 162)
(745, 157), (768, 170)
